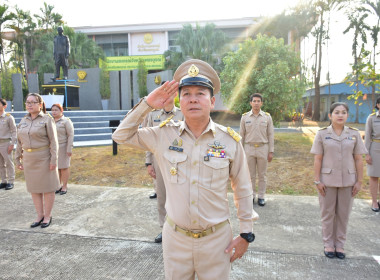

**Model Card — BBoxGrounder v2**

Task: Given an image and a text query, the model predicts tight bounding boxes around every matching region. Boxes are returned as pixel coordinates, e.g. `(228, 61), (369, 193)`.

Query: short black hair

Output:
(375, 97), (380, 110)
(250, 93), (263, 102)
(0, 98), (6, 106)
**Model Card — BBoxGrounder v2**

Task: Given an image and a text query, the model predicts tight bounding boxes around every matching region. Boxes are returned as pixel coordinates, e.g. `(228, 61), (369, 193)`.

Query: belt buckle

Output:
(254, 144), (260, 147)
(192, 232), (201, 238)
(27, 149), (32, 152)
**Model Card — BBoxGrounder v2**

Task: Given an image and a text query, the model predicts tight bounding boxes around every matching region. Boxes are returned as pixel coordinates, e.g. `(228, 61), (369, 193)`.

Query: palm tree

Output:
(34, 2), (63, 31)
(165, 23), (227, 71)
(0, 3), (15, 71)
(8, 6), (34, 76)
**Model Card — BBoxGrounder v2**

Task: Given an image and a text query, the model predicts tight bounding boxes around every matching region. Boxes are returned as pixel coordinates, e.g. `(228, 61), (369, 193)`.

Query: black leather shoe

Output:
(60, 190), (67, 195)
(154, 232), (162, 243)
(324, 250), (335, 258)
(149, 193), (157, 199)
(258, 198), (266, 206)
(31, 217), (44, 228)
(0, 183), (7, 189)
(41, 217), (52, 228)
(5, 183), (14, 190)
(55, 187), (62, 194)
(371, 207), (380, 212)
(335, 252), (345, 259)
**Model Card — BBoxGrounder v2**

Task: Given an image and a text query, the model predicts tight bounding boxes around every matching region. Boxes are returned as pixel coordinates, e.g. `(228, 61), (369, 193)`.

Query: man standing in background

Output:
(240, 93), (274, 206)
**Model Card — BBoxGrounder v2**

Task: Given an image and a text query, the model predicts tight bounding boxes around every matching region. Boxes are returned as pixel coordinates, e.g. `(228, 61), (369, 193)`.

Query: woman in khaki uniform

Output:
(365, 97), (380, 212)
(0, 98), (16, 190)
(15, 93), (60, 228)
(51, 103), (74, 195)
(311, 102), (367, 259)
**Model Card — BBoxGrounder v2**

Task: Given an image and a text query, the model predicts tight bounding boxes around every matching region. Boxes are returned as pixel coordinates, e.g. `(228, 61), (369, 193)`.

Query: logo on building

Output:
(144, 33), (153, 44)
(154, 75), (162, 85)
(77, 70), (87, 82)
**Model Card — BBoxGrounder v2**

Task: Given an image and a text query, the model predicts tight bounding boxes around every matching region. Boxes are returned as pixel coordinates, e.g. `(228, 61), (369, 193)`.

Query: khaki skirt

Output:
(58, 143), (71, 169)
(23, 148), (60, 193)
(367, 142), (380, 177)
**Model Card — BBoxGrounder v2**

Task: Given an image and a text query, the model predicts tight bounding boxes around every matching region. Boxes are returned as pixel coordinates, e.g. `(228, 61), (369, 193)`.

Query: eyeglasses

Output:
(25, 102), (40, 106)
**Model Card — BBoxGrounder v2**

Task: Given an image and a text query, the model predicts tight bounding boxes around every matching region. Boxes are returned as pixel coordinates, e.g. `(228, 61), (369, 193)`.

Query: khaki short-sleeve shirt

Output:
(142, 106), (184, 164)
(364, 111), (380, 151)
(55, 115), (74, 153)
(15, 112), (58, 166)
(0, 112), (17, 144)
(113, 98), (258, 233)
(240, 110), (274, 153)
(310, 125), (367, 187)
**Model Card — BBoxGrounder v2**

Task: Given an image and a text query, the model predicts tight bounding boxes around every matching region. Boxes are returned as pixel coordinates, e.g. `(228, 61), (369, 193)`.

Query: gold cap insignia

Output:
(188, 64), (199, 77)
(170, 167), (177, 175)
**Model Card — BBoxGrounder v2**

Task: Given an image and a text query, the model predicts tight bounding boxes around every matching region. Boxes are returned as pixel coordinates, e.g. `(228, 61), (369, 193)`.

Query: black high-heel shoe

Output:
(55, 187), (62, 194)
(41, 217), (52, 228)
(31, 217), (44, 228)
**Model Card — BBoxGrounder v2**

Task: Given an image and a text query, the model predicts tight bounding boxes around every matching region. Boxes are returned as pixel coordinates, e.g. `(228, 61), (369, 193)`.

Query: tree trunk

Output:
(312, 13), (324, 121)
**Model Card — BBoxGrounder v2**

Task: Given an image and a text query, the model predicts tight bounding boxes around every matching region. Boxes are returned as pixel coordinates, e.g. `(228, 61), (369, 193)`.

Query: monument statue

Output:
(53, 26), (70, 80)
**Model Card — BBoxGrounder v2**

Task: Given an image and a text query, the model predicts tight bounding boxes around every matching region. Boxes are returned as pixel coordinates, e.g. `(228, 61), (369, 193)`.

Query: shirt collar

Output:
(0, 112), (5, 118)
(26, 111), (44, 120)
(179, 118), (216, 137)
(161, 106), (178, 115)
(249, 109), (264, 116)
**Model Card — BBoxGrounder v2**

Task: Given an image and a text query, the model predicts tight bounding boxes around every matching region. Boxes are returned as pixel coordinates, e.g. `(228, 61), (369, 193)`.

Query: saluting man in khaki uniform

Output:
(0, 98), (16, 190)
(142, 98), (184, 243)
(240, 93), (274, 206)
(113, 59), (258, 280)
(311, 102), (367, 259)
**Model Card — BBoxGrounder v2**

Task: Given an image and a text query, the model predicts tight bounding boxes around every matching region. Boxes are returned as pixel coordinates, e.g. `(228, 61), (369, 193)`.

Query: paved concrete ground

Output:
(0, 182), (379, 279)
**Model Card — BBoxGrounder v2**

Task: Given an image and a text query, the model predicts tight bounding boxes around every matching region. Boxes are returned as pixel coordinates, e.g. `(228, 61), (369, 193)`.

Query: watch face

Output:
(241, 233), (255, 243)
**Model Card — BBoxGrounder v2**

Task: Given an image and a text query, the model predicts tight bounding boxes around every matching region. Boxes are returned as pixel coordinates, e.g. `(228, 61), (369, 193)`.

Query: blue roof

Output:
(303, 82), (380, 97)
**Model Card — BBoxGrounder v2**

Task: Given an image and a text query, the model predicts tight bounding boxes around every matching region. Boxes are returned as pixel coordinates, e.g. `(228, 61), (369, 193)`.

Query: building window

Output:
(95, 34), (128, 57)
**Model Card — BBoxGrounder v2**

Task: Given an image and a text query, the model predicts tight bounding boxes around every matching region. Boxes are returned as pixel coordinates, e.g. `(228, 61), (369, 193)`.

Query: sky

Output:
(5, 0), (302, 27)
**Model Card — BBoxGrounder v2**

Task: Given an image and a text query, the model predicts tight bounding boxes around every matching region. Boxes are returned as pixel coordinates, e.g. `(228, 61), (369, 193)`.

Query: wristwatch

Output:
(314, 181), (321, 185)
(240, 232), (255, 243)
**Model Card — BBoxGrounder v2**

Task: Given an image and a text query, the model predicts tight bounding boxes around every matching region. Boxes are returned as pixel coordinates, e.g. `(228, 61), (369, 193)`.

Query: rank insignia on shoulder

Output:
(348, 127), (359, 131)
(227, 127), (241, 142)
(242, 112), (249, 116)
(159, 115), (174, 127)
(265, 112), (270, 116)
(370, 112), (376, 116)
(6, 113), (11, 116)
(319, 127), (327, 130)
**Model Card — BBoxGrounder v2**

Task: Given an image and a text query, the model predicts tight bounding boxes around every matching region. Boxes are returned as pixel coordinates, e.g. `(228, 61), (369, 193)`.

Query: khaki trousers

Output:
(318, 186), (353, 249)
(245, 144), (268, 199)
(152, 157), (166, 227)
(163, 221), (232, 280)
(0, 142), (15, 183)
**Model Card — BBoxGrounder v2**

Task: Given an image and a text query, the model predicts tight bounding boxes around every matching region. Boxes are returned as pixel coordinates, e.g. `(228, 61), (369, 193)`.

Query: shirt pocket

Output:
(321, 168), (332, 174)
(201, 158), (230, 190)
(163, 151), (187, 184)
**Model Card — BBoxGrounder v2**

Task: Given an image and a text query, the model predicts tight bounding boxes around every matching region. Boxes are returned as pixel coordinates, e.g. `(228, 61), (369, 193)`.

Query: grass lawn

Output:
(15, 131), (371, 199)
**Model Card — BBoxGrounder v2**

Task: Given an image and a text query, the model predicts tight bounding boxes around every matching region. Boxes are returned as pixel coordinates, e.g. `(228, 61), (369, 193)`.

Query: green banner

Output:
(99, 55), (165, 71)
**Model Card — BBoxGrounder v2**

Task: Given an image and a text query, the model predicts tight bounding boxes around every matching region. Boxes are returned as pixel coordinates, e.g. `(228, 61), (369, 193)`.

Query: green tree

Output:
(220, 34), (306, 124)
(137, 59), (148, 98)
(344, 5), (371, 122)
(310, 0), (347, 121)
(8, 6), (34, 76)
(164, 23), (228, 71)
(34, 2), (63, 31)
(0, 3), (15, 71)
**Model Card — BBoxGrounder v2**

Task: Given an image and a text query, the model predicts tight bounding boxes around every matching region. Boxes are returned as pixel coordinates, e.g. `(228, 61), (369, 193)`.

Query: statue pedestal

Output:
(42, 80), (80, 110)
